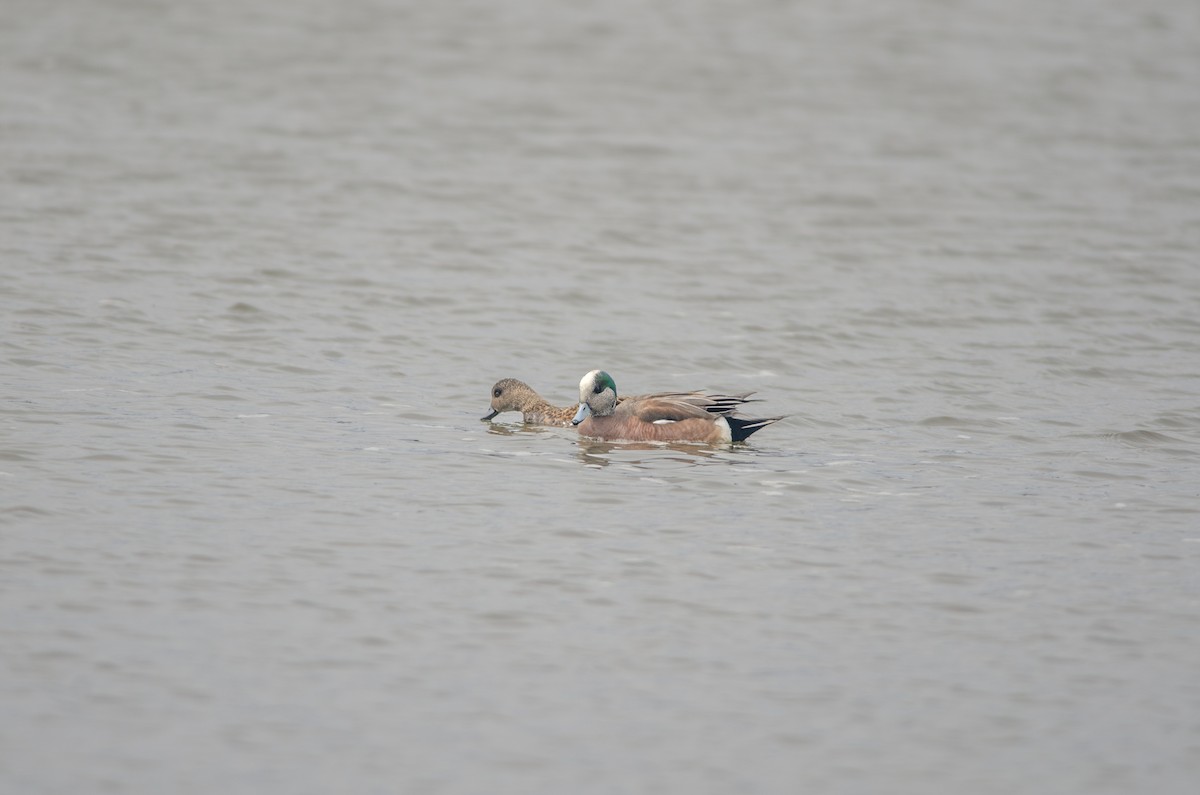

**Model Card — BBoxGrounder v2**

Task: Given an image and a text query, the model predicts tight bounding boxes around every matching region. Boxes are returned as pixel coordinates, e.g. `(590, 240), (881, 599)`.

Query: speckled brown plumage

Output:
(482, 378), (578, 426)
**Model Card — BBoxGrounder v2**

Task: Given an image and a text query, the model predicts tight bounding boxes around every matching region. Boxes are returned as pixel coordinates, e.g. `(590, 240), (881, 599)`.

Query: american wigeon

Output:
(571, 370), (783, 443)
(482, 378), (579, 426)
(483, 377), (759, 428)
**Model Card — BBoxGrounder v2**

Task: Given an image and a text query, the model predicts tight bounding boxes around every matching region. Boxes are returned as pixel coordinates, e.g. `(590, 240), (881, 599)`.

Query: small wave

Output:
(1109, 429), (1188, 448)
(918, 415), (968, 427)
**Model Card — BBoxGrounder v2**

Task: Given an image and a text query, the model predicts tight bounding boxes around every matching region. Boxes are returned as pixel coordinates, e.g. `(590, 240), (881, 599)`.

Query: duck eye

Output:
(493, 388), (502, 398)
(593, 383), (605, 394)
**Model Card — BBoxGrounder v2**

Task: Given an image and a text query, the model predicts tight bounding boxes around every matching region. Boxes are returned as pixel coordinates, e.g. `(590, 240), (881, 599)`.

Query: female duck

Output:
(482, 378), (579, 426)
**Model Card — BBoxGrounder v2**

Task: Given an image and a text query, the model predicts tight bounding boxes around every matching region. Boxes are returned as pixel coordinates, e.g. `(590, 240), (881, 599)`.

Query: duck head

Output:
(572, 370), (618, 424)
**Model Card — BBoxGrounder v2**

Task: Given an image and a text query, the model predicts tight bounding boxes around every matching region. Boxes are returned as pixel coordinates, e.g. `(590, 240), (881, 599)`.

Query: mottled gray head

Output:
(483, 377), (533, 420)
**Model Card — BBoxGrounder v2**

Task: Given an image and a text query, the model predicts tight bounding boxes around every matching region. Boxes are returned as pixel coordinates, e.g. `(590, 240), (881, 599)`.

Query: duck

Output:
(481, 378), (580, 426)
(483, 377), (760, 428)
(571, 369), (783, 443)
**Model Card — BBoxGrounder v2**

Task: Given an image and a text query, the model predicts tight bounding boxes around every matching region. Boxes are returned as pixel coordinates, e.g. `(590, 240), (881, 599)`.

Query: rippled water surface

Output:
(3, 1), (1199, 793)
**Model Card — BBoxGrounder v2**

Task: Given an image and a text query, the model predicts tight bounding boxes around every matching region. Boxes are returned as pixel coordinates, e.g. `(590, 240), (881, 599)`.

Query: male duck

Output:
(571, 370), (783, 443)
(483, 377), (761, 428)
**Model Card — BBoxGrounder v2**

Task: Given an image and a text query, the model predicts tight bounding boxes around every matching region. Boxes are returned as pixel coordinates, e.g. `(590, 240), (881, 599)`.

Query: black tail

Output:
(725, 416), (784, 442)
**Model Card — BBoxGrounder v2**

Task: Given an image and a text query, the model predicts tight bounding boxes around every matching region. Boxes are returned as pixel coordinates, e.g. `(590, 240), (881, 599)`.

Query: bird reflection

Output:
(483, 422), (757, 470)
(575, 439), (728, 468)
(483, 422), (551, 438)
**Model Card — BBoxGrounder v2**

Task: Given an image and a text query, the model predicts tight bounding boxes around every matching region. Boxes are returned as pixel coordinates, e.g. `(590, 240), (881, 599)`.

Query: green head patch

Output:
(593, 371), (616, 395)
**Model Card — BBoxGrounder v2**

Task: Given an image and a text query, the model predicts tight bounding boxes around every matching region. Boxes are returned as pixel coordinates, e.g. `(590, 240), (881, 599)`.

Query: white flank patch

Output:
(716, 416), (732, 442)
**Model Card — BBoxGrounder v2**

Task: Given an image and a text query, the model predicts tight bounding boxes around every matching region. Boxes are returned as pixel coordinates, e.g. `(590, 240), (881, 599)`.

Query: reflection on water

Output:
(574, 439), (726, 468)
(483, 421), (750, 468)
(482, 422), (555, 438)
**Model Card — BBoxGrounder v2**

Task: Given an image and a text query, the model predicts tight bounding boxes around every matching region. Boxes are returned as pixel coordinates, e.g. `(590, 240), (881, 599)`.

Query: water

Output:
(3, 1), (1199, 793)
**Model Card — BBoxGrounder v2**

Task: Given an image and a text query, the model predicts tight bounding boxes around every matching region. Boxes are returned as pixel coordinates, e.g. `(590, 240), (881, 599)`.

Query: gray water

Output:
(3, 1), (1199, 793)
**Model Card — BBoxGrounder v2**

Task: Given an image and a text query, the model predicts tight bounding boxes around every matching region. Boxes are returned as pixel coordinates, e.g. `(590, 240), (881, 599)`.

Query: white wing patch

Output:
(652, 419), (677, 425)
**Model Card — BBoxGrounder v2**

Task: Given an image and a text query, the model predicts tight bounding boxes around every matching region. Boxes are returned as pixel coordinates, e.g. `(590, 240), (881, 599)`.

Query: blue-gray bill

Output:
(571, 403), (590, 425)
